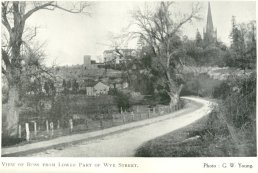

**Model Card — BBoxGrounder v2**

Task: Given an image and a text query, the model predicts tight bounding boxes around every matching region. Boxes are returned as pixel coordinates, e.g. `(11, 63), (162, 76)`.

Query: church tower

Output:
(203, 2), (217, 44)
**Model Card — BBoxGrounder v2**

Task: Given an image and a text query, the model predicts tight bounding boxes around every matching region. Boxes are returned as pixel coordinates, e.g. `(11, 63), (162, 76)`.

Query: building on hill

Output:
(86, 80), (97, 96)
(103, 49), (137, 64)
(203, 2), (217, 45)
(79, 80), (110, 96)
(53, 54), (126, 95)
(83, 55), (104, 70)
(78, 79), (96, 94)
(84, 55), (91, 66)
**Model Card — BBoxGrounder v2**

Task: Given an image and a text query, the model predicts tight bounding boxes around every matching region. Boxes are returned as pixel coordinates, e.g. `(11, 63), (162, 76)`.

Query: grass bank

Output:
(135, 110), (243, 157)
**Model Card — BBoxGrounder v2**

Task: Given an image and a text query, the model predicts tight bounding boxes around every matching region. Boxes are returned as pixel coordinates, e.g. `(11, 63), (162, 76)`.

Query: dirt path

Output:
(27, 97), (213, 157)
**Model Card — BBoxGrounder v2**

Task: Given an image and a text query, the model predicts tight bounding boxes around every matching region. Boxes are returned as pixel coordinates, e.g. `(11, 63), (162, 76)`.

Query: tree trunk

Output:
(168, 84), (183, 112)
(4, 85), (20, 137)
(166, 71), (184, 107)
(3, 15), (23, 137)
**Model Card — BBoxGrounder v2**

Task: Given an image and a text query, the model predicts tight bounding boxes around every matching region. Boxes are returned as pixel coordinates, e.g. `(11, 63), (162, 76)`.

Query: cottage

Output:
(80, 79), (97, 96)
(86, 86), (94, 96)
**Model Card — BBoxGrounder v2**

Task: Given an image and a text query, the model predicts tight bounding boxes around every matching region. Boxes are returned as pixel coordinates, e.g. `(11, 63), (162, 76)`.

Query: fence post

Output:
(46, 120), (49, 133)
(153, 108), (155, 115)
(85, 119), (88, 130)
(111, 115), (114, 126)
(157, 107), (160, 116)
(50, 122), (54, 136)
(100, 119), (103, 129)
(25, 123), (30, 141)
(69, 119), (73, 132)
(33, 121), (37, 136)
(57, 120), (60, 129)
(136, 106), (139, 113)
(131, 112), (135, 121)
(18, 124), (22, 138)
(123, 113), (125, 124)
(148, 109), (150, 118)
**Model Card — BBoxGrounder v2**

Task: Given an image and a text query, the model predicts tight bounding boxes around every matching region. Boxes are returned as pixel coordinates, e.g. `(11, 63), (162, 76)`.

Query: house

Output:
(85, 79), (97, 96)
(93, 82), (110, 95)
(87, 86), (95, 96)
(103, 49), (137, 64)
(78, 79), (97, 96)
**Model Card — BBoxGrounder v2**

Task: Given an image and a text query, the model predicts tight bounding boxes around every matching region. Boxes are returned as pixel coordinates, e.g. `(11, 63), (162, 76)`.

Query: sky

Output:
(25, 1), (256, 66)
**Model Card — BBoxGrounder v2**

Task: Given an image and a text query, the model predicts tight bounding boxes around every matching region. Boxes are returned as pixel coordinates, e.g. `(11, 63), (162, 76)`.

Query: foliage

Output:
(212, 72), (256, 156)
(212, 81), (231, 99)
(186, 18), (256, 69)
(181, 73), (222, 97)
(112, 89), (132, 112)
(226, 18), (256, 69)
(195, 29), (202, 47)
(183, 36), (228, 67)
(61, 79), (79, 94)
(50, 95), (117, 122)
(135, 72), (256, 157)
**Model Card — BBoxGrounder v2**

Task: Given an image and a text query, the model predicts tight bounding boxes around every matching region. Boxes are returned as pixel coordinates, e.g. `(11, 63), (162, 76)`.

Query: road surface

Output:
(27, 97), (213, 157)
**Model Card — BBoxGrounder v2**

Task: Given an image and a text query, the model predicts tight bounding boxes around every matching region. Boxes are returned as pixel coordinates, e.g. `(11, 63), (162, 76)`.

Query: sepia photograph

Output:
(1, 0), (256, 162)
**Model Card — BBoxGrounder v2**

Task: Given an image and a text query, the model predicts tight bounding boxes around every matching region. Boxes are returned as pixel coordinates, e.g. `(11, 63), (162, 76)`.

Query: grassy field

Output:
(135, 112), (240, 157)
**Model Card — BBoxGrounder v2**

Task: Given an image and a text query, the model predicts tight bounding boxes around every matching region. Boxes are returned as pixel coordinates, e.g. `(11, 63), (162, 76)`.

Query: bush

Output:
(2, 135), (25, 147)
(212, 81), (231, 99)
(113, 90), (132, 112)
(181, 74), (222, 97)
(212, 72), (256, 156)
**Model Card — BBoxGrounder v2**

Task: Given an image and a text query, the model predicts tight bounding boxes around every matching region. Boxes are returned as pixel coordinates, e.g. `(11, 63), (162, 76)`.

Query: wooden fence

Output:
(17, 101), (184, 142)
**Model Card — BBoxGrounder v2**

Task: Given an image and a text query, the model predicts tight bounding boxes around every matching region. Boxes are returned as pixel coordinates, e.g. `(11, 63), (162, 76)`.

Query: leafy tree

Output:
(62, 79), (66, 89)
(114, 91), (131, 112)
(44, 81), (50, 96)
(195, 29), (202, 47)
(67, 80), (72, 90)
(72, 79), (79, 93)
(227, 17), (256, 69)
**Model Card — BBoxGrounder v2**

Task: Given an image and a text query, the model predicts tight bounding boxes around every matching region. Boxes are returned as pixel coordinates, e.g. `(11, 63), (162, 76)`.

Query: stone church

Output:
(203, 2), (217, 44)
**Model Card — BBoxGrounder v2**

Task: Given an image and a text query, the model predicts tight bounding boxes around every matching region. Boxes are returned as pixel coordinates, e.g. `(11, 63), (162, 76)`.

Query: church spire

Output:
(206, 2), (214, 33)
(203, 2), (216, 44)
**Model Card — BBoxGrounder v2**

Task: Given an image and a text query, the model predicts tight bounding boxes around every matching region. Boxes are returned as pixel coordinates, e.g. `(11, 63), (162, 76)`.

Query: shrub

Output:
(113, 90), (132, 112)
(212, 72), (256, 156)
(212, 81), (231, 99)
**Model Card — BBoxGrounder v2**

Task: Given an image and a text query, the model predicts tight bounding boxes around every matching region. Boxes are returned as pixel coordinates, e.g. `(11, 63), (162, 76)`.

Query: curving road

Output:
(27, 97), (213, 157)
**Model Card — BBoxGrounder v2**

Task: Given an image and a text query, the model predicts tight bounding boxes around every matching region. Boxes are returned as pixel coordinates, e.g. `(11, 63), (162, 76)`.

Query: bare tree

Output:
(131, 2), (201, 107)
(1, 1), (92, 137)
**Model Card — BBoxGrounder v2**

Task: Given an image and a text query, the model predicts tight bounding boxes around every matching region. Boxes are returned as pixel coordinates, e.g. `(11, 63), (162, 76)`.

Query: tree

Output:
(62, 79), (67, 94)
(228, 17), (256, 69)
(44, 81), (50, 96)
(1, 1), (91, 137)
(131, 2), (201, 107)
(195, 29), (202, 47)
(72, 79), (79, 93)
(66, 80), (71, 90)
